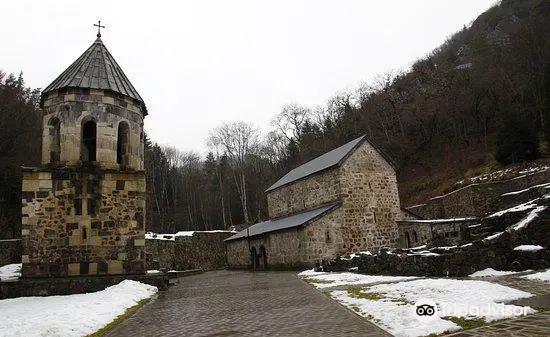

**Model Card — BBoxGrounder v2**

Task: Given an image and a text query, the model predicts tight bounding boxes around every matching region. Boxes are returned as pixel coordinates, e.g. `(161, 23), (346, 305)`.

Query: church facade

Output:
(225, 135), (402, 269)
(20, 32), (148, 278)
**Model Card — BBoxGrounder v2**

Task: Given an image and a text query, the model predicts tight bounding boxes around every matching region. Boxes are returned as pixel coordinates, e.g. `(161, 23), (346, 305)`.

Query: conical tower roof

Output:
(41, 36), (147, 114)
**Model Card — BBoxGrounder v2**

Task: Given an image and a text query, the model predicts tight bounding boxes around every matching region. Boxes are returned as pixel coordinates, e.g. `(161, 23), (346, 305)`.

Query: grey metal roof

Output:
(265, 135), (367, 192)
(41, 37), (147, 114)
(225, 203), (340, 241)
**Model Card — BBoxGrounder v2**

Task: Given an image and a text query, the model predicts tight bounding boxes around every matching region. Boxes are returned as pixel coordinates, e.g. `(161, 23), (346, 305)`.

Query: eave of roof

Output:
(225, 203), (340, 242)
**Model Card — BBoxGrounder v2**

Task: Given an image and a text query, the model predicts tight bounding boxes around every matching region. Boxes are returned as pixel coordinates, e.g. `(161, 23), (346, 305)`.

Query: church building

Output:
(20, 27), (148, 278)
(225, 135), (402, 269)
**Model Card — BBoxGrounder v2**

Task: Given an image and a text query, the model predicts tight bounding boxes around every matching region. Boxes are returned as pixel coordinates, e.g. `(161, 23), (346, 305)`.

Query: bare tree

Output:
(208, 121), (260, 225)
(271, 102), (312, 145)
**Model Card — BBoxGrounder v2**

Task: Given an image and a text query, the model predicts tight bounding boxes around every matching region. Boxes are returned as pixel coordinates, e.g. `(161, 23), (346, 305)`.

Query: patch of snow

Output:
(0, 280), (157, 337)
(513, 245), (544, 252)
(518, 166), (549, 175)
(330, 278), (534, 337)
(145, 230), (237, 241)
(0, 263), (21, 281)
(460, 243), (473, 248)
(297, 268), (321, 277)
(512, 206), (547, 231)
(146, 270), (162, 275)
(408, 250), (440, 257)
(488, 199), (539, 218)
(484, 232), (503, 241)
(501, 182), (550, 196)
(521, 269), (550, 282)
(402, 218), (477, 224)
(341, 251), (373, 260)
(332, 290), (459, 336)
(469, 268), (519, 277)
(300, 271), (418, 289)
(431, 245), (457, 251)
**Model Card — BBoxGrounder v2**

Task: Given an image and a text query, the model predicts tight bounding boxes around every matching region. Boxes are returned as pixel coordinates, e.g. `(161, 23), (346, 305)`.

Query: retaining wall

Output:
(146, 232), (233, 271)
(408, 170), (550, 219)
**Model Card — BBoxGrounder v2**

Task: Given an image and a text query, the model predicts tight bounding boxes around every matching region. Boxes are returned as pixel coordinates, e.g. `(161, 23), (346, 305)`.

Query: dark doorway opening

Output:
(250, 246), (258, 270)
(258, 246), (267, 270)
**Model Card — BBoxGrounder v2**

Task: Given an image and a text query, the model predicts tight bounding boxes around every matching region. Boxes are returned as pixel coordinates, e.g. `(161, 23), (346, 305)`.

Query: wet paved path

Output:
(106, 270), (390, 337)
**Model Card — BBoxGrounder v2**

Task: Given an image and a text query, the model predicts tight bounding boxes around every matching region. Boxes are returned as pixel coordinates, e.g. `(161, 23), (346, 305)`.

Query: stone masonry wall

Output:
(0, 239), (22, 266)
(42, 89), (145, 170)
(21, 168), (146, 277)
(408, 170), (550, 219)
(338, 141), (400, 252)
(227, 207), (344, 269)
(145, 232), (233, 271)
(397, 220), (476, 248)
(266, 169), (341, 219)
(327, 207), (550, 277)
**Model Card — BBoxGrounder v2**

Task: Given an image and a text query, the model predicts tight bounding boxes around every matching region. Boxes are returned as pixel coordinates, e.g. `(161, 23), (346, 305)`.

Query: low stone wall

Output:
(408, 170), (550, 219)
(326, 208), (550, 277)
(0, 239), (22, 266)
(146, 232), (233, 271)
(0, 273), (168, 299)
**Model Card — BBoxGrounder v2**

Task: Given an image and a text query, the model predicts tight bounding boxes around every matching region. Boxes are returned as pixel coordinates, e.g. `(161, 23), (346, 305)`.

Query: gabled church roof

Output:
(266, 135), (368, 192)
(41, 36), (146, 114)
(225, 203), (340, 241)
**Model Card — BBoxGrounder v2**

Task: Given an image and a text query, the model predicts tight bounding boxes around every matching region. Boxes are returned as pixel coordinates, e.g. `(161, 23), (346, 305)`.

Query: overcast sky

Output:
(2, 0), (497, 155)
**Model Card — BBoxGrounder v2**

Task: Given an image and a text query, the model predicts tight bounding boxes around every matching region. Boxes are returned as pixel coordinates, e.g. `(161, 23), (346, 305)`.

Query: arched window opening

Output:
(117, 122), (130, 166)
(48, 117), (61, 163)
(81, 120), (97, 161)
(325, 230), (331, 244)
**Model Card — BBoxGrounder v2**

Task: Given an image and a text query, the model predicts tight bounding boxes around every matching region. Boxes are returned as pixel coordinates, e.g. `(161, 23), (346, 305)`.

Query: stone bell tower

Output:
(21, 25), (147, 278)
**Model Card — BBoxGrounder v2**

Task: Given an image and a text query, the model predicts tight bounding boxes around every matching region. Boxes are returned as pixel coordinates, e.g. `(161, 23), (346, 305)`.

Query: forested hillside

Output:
(2, 0), (550, 237)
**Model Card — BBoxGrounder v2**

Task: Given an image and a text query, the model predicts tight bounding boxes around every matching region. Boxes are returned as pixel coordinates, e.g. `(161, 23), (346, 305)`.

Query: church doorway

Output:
(250, 246), (258, 270)
(258, 246), (267, 270)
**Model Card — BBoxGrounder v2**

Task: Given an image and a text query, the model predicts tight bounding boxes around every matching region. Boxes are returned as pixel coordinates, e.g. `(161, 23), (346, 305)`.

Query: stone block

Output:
(90, 236), (102, 246)
(118, 252), (127, 261)
(22, 255), (30, 263)
(22, 179), (39, 192)
(134, 238), (145, 246)
(69, 235), (82, 246)
(68, 263), (80, 276)
(89, 262), (98, 275)
(38, 172), (52, 180)
(107, 260), (123, 274)
(39, 180), (53, 189)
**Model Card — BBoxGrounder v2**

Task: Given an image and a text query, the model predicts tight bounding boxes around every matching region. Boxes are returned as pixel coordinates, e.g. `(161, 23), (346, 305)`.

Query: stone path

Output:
(106, 270), (391, 337)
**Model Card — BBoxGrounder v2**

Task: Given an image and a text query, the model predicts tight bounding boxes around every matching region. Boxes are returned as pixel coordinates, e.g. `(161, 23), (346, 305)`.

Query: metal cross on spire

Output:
(94, 20), (105, 38)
